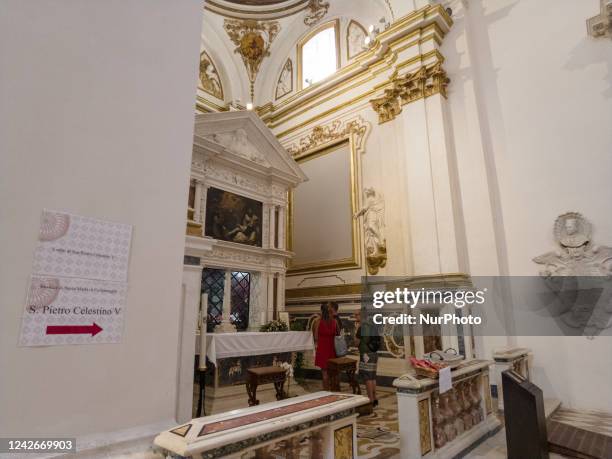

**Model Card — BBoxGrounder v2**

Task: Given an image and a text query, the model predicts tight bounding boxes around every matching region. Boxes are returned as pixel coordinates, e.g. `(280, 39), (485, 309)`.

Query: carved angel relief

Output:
(205, 129), (270, 166)
(199, 50), (223, 100)
(533, 212), (612, 336)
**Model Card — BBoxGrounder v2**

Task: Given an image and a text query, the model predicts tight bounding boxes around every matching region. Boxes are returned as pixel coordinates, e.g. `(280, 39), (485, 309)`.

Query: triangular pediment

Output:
(193, 111), (307, 185)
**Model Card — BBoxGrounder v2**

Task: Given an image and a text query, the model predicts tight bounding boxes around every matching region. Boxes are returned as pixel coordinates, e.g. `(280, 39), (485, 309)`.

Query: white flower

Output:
(278, 361), (294, 378)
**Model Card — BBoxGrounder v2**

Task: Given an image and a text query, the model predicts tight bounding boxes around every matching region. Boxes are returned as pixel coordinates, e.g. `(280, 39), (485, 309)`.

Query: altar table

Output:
(154, 391), (369, 459)
(203, 331), (314, 414)
(206, 331), (314, 366)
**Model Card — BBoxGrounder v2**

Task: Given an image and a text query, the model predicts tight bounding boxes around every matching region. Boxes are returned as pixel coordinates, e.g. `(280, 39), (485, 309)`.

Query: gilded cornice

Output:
(285, 115), (370, 158)
(257, 4), (451, 132)
(370, 61), (450, 124)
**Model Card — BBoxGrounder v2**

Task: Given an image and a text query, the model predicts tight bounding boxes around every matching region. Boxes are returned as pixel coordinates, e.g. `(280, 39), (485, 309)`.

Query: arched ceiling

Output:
(205, 0), (311, 20)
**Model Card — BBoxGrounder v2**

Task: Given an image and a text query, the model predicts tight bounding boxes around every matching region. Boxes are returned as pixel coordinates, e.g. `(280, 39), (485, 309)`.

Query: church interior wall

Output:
(443, 0), (612, 411)
(0, 0), (203, 437)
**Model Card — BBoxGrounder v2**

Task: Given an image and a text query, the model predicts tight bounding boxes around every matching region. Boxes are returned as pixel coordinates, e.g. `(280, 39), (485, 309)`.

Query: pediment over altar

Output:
(193, 111), (307, 187)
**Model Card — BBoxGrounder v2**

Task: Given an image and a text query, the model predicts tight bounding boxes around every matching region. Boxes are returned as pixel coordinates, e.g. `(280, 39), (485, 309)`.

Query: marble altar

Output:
(203, 331), (314, 414)
(206, 331), (313, 366)
(393, 359), (500, 459)
(154, 391), (369, 459)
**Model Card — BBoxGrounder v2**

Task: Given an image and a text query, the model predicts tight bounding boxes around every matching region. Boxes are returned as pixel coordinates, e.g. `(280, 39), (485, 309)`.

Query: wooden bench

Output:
(246, 366), (287, 406)
(328, 357), (361, 394)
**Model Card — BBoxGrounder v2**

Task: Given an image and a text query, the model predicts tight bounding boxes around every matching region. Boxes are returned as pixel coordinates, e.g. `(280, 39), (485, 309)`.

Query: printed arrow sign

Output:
(46, 323), (103, 337)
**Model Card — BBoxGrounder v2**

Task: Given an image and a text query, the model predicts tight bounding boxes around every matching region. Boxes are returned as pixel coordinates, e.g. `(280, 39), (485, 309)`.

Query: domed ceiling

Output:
(205, 0), (313, 20)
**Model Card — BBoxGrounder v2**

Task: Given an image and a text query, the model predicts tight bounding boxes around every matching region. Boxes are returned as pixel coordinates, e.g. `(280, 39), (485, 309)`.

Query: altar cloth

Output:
(206, 331), (314, 366)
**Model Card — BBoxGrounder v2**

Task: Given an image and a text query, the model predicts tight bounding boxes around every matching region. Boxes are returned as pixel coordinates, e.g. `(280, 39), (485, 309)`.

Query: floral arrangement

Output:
(277, 361), (294, 379)
(277, 361), (294, 396)
(259, 319), (289, 332)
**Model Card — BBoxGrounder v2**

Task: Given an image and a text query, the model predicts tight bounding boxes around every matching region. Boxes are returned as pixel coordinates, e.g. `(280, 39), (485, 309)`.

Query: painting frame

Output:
(204, 187), (263, 247)
(287, 137), (362, 274)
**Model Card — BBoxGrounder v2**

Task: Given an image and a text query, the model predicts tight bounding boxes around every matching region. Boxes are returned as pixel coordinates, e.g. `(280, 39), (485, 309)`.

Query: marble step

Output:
(545, 398), (562, 419)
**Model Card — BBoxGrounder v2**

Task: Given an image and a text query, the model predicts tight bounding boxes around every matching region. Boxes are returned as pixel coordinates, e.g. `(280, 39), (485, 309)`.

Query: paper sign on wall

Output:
(19, 210), (132, 346)
(19, 275), (128, 346)
(33, 210), (132, 282)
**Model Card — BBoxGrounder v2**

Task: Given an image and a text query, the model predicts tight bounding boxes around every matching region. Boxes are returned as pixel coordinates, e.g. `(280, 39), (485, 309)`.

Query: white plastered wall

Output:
(443, 0), (612, 410)
(0, 0), (203, 436)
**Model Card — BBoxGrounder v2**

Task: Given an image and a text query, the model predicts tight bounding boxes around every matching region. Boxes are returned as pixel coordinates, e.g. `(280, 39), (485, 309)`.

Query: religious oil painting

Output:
(205, 187), (263, 247)
(334, 424), (353, 459)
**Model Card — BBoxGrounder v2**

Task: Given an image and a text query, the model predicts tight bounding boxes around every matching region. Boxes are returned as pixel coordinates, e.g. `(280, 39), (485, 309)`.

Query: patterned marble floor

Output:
(355, 389), (400, 459)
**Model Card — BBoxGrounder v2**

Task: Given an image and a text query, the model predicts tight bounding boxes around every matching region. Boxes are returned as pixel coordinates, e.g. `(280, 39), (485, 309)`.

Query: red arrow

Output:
(46, 323), (103, 337)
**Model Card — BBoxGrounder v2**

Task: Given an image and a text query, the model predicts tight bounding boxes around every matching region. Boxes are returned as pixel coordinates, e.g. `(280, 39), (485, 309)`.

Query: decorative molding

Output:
(205, 129), (270, 166)
(304, 0), (330, 26)
(257, 5), (453, 131)
(205, 0), (310, 21)
(275, 58), (293, 100)
(587, 0), (612, 39)
(370, 62), (450, 124)
(347, 20), (368, 60)
(199, 50), (224, 100)
(370, 88), (401, 124)
(384, 0), (396, 22)
(224, 19), (281, 99)
(286, 283), (362, 300)
(285, 115), (370, 157)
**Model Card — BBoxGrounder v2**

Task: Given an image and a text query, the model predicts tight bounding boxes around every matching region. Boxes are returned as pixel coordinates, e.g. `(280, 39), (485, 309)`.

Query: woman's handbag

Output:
(334, 334), (348, 357)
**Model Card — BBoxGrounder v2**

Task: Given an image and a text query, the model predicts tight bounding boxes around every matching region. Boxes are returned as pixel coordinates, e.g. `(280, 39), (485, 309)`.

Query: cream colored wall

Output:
(0, 0), (202, 436)
(443, 0), (612, 410)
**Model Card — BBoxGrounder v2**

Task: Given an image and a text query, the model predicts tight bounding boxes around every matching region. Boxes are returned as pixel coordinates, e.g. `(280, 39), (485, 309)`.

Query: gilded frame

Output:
(297, 19), (341, 91)
(287, 137), (361, 275)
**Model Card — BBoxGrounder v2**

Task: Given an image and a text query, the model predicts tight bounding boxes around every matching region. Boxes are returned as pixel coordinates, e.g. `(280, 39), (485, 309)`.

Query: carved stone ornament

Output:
(304, 0), (330, 27)
(533, 212), (611, 276)
(199, 50), (224, 100)
(347, 20), (367, 60)
(354, 188), (387, 275)
(370, 63), (451, 124)
(587, 0), (612, 39)
(275, 58), (293, 100)
(533, 212), (612, 336)
(205, 129), (270, 166)
(224, 19), (280, 98)
(285, 116), (370, 157)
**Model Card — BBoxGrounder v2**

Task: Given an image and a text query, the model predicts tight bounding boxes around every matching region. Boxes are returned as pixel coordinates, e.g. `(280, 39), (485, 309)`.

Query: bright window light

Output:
(301, 26), (337, 88)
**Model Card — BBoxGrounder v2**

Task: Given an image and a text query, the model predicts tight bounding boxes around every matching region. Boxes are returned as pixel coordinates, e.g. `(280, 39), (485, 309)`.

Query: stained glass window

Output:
(201, 269), (251, 332)
(230, 271), (250, 331)
(202, 268), (225, 332)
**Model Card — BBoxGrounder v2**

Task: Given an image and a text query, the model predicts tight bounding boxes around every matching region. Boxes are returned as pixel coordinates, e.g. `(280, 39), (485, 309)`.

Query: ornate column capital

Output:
(370, 62), (451, 124)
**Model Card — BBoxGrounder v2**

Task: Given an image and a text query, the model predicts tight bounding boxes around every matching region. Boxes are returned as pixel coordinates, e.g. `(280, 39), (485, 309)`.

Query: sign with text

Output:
(33, 210), (132, 282)
(19, 275), (127, 346)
